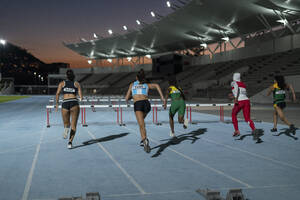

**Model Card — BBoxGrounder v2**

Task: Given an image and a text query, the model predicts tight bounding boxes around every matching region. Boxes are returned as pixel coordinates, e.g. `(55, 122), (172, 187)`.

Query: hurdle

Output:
(46, 103), (233, 128)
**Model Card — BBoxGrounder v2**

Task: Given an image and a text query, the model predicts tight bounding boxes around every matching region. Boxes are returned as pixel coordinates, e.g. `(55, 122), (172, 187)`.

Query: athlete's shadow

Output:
(151, 128), (207, 158)
(71, 132), (129, 149)
(235, 129), (264, 144)
(273, 128), (298, 140)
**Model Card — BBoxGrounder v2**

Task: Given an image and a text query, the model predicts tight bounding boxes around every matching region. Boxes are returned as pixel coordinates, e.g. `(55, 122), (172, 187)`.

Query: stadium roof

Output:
(64, 0), (300, 59)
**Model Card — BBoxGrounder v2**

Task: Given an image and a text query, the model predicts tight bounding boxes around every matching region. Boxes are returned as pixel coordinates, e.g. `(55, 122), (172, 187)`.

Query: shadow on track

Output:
(273, 128), (298, 140)
(151, 128), (207, 158)
(235, 129), (264, 144)
(71, 132), (130, 149)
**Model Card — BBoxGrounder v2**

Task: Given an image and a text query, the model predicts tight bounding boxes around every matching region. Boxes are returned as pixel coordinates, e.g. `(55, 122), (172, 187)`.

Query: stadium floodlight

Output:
(145, 54), (151, 58)
(34, 72), (37, 75)
(277, 19), (288, 26)
(136, 20), (141, 25)
(0, 39), (6, 45)
(38, 75), (41, 78)
(107, 58), (112, 63)
(87, 60), (92, 64)
(108, 29), (113, 35)
(127, 57), (132, 61)
(221, 37), (229, 42)
(166, 1), (171, 7)
(151, 11), (155, 17)
(200, 43), (207, 48)
(93, 33), (98, 39)
(123, 25), (128, 31)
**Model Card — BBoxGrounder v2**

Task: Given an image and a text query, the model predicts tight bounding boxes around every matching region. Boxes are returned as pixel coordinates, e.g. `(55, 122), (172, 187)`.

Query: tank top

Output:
(231, 81), (249, 101)
(169, 86), (183, 101)
(273, 83), (285, 104)
(131, 81), (149, 96)
(62, 80), (78, 95)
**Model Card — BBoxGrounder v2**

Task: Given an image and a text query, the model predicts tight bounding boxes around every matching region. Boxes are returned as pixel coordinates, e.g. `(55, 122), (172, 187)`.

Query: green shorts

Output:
(169, 99), (186, 117)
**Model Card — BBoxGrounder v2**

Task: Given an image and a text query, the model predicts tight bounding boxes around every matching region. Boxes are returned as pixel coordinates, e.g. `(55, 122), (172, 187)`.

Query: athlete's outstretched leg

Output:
(232, 103), (242, 136)
(68, 105), (79, 148)
(242, 101), (255, 131)
(275, 106), (291, 126)
(169, 114), (175, 137)
(62, 109), (70, 139)
(135, 111), (146, 141)
(271, 109), (278, 131)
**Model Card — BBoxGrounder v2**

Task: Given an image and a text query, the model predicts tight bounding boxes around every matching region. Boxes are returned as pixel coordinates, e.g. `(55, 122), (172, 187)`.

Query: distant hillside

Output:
(0, 42), (68, 85)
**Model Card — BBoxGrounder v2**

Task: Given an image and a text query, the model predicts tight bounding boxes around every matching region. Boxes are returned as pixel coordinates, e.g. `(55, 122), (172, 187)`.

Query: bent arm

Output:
(75, 82), (83, 101)
(125, 83), (133, 102)
(55, 82), (63, 107)
(266, 85), (274, 96)
(288, 84), (296, 101)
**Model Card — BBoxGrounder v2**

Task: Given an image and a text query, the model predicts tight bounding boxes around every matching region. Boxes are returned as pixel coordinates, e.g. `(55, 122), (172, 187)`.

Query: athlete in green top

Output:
(164, 78), (188, 137)
(267, 75), (296, 133)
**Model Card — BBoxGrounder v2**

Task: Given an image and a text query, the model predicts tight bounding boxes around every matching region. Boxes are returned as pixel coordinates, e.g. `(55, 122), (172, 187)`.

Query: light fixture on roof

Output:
(34, 72), (37, 75)
(150, 11), (155, 18)
(87, 60), (92, 64)
(277, 19), (288, 26)
(38, 75), (41, 78)
(123, 25), (128, 31)
(145, 54), (151, 59)
(166, 1), (171, 7)
(200, 43), (207, 48)
(80, 38), (87, 42)
(127, 57), (132, 61)
(221, 37), (229, 42)
(108, 29), (113, 35)
(0, 39), (6, 45)
(93, 33), (98, 39)
(136, 20), (141, 25)
(107, 58), (112, 63)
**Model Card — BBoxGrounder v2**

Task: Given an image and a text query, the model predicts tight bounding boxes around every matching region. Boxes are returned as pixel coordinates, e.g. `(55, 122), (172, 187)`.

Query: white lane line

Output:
(123, 126), (252, 188)
(159, 125), (300, 170)
(22, 126), (46, 200)
(87, 129), (147, 194)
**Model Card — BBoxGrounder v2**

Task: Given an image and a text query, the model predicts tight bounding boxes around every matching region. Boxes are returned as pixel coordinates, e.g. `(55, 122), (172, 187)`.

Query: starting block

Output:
(196, 188), (223, 200)
(226, 188), (245, 200)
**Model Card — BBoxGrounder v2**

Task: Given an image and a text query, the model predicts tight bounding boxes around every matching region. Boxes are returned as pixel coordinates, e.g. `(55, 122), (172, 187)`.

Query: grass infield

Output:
(0, 96), (29, 103)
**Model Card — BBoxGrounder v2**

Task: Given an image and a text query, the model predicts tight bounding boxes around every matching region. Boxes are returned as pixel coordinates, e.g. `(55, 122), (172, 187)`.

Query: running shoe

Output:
(143, 138), (151, 153)
(170, 131), (176, 138)
(63, 127), (70, 139)
(140, 140), (143, 147)
(270, 128), (277, 132)
(183, 118), (189, 129)
(233, 130), (240, 137)
(289, 124), (296, 135)
(67, 142), (72, 149)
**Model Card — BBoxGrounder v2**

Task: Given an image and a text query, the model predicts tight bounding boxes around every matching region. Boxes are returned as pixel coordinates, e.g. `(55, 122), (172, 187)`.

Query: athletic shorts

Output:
(274, 102), (286, 109)
(134, 100), (151, 114)
(170, 99), (186, 117)
(62, 99), (79, 110)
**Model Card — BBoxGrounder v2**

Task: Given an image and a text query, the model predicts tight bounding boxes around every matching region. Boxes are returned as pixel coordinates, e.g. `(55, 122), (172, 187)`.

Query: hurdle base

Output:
(47, 125), (50, 128)
(155, 123), (162, 126)
(191, 122), (197, 125)
(119, 123), (126, 126)
(82, 124), (88, 127)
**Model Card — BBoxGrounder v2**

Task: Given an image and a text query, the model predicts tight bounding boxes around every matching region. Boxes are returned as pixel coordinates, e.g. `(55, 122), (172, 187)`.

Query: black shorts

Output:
(134, 100), (151, 114)
(274, 102), (286, 109)
(62, 99), (79, 110)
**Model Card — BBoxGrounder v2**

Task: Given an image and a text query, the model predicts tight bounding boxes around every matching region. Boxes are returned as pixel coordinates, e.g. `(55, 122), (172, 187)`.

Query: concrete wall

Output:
(286, 75), (300, 92)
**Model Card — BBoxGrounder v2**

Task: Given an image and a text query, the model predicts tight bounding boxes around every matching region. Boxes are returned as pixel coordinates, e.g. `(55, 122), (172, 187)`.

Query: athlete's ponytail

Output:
(136, 69), (146, 84)
(275, 75), (286, 89)
(66, 69), (75, 81)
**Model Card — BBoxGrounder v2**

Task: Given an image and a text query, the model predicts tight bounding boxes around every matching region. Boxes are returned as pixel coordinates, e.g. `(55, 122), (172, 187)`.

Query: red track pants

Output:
(232, 100), (255, 131)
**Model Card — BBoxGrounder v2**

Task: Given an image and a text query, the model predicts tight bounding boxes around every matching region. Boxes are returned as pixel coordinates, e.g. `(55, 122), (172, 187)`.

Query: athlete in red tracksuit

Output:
(231, 73), (258, 137)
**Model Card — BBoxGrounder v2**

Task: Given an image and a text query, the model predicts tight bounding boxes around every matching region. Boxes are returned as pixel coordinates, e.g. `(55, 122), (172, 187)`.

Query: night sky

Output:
(0, 0), (173, 68)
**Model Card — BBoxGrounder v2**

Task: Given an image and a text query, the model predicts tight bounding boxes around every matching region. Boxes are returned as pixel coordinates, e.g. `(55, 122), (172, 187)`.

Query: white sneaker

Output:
(67, 142), (72, 149)
(170, 131), (175, 137)
(183, 118), (188, 129)
(63, 127), (70, 139)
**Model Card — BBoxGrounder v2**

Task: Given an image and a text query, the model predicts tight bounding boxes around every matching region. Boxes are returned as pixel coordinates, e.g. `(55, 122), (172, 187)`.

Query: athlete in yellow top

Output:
(267, 75), (296, 133)
(164, 78), (188, 137)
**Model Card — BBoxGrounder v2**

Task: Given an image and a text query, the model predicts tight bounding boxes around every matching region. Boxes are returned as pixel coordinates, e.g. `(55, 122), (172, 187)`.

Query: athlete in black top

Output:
(55, 69), (83, 149)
